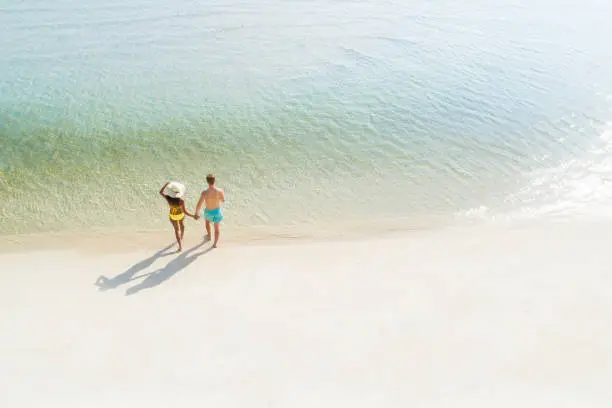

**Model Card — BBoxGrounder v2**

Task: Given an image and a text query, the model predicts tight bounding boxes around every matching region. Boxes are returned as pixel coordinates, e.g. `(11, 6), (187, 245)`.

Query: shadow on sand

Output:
(94, 243), (176, 291)
(124, 241), (213, 296)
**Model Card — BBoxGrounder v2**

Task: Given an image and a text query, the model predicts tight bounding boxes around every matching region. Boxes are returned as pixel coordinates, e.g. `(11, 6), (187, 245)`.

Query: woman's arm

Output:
(181, 200), (195, 218)
(159, 182), (170, 197)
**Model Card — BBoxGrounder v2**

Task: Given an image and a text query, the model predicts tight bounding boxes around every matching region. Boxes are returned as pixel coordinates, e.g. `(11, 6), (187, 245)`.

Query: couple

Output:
(160, 174), (225, 251)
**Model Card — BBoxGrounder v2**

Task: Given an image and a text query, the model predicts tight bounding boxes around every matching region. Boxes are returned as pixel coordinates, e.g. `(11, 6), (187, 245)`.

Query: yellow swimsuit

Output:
(168, 202), (185, 221)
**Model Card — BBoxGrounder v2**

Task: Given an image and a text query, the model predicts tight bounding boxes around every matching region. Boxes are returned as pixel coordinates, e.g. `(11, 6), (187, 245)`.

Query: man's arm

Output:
(159, 182), (170, 197)
(194, 192), (205, 218)
(220, 189), (225, 203)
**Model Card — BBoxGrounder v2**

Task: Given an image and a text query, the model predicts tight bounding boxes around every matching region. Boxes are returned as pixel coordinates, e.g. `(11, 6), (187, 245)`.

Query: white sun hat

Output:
(164, 182), (186, 198)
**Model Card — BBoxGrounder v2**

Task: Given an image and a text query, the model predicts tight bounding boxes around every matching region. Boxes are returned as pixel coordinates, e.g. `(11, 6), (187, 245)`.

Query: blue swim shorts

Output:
(204, 207), (223, 223)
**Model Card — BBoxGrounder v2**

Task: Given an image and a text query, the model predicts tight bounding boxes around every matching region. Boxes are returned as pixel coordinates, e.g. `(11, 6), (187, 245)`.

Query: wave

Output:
(458, 120), (612, 223)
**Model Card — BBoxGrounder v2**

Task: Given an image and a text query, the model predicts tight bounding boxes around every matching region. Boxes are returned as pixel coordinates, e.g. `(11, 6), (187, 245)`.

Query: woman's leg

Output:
(179, 219), (185, 240)
(170, 219), (182, 251)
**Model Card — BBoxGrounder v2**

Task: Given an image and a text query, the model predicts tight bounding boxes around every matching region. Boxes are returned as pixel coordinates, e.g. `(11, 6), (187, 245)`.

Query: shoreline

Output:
(0, 216), (604, 255)
(0, 214), (457, 254)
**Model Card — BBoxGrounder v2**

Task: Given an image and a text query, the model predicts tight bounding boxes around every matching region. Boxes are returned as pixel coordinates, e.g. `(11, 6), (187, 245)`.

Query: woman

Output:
(159, 181), (195, 252)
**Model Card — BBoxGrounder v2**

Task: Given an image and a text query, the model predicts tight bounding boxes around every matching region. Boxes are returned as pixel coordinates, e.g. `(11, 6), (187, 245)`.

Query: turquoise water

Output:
(2, 0), (612, 236)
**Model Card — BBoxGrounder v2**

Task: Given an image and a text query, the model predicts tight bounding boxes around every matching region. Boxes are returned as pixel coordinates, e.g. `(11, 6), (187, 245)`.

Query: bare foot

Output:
(204, 234), (211, 242)
(213, 242), (218, 248)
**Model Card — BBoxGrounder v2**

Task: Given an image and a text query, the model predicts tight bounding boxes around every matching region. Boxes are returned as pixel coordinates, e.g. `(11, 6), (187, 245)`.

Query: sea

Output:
(2, 0), (612, 238)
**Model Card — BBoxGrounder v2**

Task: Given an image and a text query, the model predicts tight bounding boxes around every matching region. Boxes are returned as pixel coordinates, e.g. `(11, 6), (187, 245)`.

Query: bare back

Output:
(202, 186), (224, 210)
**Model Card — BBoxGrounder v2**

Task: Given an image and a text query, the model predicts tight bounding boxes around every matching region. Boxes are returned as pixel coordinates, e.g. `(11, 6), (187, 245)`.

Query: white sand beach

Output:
(1, 222), (611, 407)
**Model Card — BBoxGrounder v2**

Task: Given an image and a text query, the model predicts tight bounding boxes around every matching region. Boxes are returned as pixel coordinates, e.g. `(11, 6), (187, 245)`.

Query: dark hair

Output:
(206, 174), (216, 185)
(164, 195), (181, 206)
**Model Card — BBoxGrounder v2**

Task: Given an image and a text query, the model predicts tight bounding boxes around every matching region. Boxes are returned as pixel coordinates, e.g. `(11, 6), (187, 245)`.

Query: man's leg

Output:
(213, 222), (220, 248)
(205, 220), (211, 241)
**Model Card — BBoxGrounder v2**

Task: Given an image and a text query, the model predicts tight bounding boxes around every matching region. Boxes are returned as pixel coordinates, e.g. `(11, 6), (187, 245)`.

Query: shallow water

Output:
(2, 0), (612, 236)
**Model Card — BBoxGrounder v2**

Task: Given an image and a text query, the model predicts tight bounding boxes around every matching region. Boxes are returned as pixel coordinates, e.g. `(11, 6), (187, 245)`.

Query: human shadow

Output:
(125, 240), (213, 296)
(94, 243), (175, 291)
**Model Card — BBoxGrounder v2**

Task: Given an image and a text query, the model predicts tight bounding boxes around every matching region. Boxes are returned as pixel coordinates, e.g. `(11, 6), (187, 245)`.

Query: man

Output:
(195, 173), (225, 248)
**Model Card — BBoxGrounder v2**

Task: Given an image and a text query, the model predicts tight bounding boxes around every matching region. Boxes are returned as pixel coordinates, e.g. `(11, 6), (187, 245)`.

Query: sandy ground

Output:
(0, 222), (611, 407)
